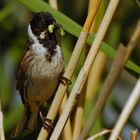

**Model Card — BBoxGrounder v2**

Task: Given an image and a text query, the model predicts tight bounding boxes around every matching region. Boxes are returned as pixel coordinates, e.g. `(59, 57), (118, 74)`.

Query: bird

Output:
(12, 12), (70, 137)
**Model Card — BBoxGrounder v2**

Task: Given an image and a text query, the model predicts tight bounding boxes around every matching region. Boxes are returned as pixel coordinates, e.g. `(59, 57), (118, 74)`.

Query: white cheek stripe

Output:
(28, 24), (39, 44)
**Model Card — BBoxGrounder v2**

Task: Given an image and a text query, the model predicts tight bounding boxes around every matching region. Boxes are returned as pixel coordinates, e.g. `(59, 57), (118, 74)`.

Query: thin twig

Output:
(50, 0), (120, 139)
(87, 129), (122, 140)
(0, 100), (5, 140)
(130, 129), (138, 140)
(37, 1), (101, 139)
(80, 20), (140, 140)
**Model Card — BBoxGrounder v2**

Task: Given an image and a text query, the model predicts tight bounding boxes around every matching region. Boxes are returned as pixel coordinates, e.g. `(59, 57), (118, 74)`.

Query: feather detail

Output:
(12, 104), (38, 137)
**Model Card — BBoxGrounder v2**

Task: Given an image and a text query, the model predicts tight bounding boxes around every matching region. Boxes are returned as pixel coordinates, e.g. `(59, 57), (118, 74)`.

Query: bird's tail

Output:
(12, 104), (38, 138)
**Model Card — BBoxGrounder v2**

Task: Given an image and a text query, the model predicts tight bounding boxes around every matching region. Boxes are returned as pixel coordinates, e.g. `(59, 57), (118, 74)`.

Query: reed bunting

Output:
(13, 12), (70, 137)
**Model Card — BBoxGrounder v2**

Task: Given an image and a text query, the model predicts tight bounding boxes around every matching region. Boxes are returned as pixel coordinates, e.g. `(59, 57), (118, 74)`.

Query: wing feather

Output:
(16, 42), (32, 103)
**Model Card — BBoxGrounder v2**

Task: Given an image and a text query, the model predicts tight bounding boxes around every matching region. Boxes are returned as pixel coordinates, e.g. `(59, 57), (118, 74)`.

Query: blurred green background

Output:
(0, 0), (140, 139)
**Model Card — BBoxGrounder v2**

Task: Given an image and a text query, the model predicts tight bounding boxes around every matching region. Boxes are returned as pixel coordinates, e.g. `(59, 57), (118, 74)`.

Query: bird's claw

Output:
(39, 111), (53, 129)
(59, 76), (72, 86)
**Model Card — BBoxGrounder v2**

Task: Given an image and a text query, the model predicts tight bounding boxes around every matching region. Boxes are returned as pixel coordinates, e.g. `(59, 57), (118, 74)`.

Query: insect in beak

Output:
(48, 22), (65, 36)
(53, 22), (62, 30)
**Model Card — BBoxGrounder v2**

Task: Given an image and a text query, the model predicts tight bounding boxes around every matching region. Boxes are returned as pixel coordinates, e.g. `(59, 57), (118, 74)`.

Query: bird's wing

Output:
(16, 41), (32, 103)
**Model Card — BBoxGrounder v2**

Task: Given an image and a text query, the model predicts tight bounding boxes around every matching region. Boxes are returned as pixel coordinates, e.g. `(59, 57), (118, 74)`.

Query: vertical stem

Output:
(50, 0), (120, 139)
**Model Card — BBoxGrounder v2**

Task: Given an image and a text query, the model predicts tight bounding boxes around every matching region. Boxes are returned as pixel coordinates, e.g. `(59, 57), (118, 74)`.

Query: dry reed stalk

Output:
(72, 1), (102, 139)
(130, 130), (138, 140)
(80, 20), (140, 140)
(0, 100), (5, 140)
(86, 0), (107, 100)
(72, 83), (86, 140)
(109, 78), (140, 140)
(50, 0), (120, 139)
(37, 1), (101, 139)
(59, 94), (72, 140)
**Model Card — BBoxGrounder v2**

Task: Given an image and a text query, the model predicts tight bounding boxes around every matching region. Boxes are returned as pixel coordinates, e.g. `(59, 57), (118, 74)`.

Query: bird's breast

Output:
(26, 43), (64, 102)
(29, 43), (64, 79)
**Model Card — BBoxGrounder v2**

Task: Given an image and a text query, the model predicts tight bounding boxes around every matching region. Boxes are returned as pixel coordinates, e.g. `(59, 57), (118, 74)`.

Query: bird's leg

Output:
(27, 102), (38, 130)
(39, 110), (53, 129)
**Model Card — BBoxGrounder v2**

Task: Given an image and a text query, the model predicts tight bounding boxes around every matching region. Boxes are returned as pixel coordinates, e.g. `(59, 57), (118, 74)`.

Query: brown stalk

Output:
(80, 20), (140, 140)
(130, 130), (138, 140)
(50, 0), (121, 139)
(37, 0), (101, 139)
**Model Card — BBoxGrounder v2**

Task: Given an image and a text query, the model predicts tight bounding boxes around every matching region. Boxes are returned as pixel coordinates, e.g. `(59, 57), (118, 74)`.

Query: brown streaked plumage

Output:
(12, 12), (64, 137)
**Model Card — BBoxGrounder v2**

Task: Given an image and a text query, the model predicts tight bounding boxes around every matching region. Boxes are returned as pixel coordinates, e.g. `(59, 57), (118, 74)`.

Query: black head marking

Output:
(30, 12), (56, 36)
(29, 12), (62, 61)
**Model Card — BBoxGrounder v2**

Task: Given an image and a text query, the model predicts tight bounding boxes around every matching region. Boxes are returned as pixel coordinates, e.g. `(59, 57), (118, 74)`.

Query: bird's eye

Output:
(41, 22), (45, 26)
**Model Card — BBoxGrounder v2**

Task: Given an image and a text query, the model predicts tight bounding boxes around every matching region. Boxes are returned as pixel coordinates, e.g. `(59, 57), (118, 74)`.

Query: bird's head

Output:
(28, 12), (63, 42)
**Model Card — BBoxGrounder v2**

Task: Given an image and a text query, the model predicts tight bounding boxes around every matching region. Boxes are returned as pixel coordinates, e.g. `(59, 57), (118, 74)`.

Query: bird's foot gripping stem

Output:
(59, 76), (72, 86)
(39, 111), (53, 130)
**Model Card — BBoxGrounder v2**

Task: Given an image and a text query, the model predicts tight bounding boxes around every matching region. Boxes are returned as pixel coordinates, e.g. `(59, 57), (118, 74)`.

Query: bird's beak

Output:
(53, 22), (62, 30)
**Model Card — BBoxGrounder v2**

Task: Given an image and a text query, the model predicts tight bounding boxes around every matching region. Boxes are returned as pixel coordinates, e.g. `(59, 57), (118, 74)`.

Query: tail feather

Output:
(12, 105), (38, 138)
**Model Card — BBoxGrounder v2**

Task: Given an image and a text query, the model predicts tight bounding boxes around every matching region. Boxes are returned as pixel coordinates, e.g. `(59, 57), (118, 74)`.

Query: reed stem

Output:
(50, 0), (120, 139)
